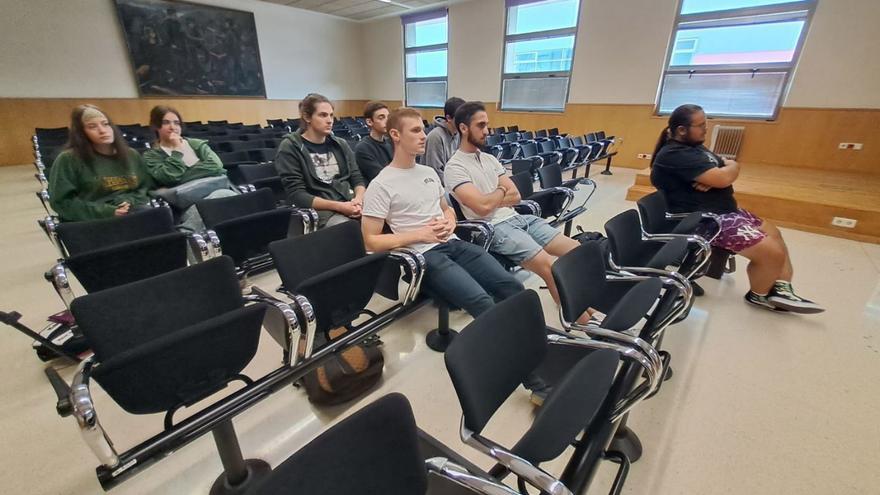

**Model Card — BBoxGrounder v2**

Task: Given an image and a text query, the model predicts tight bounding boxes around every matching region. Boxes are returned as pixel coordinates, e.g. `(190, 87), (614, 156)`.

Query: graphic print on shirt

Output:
(310, 151), (339, 184)
(101, 175), (140, 192)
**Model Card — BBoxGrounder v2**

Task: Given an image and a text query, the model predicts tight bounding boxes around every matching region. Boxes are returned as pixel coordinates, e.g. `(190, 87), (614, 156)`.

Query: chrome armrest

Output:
(640, 230), (712, 279)
(546, 186), (575, 215)
(187, 233), (210, 263)
(204, 230), (222, 259)
(244, 290), (303, 366)
(456, 220), (495, 250)
(289, 207), (319, 235)
(605, 272), (691, 338)
(558, 311), (662, 372)
(425, 457), (520, 495)
(388, 248), (427, 305)
(46, 261), (75, 308)
(237, 184), (257, 194)
(35, 170), (48, 188)
(39, 215), (64, 256)
(514, 199), (542, 217)
(461, 421), (572, 495)
(276, 289), (317, 360)
(547, 334), (661, 421)
(69, 357), (120, 468)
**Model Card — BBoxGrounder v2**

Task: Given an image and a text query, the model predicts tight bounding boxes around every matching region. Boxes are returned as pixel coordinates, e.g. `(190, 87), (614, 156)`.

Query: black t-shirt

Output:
(651, 141), (737, 214)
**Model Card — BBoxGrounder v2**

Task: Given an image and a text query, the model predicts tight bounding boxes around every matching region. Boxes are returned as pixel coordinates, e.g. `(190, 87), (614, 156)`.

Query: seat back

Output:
(552, 242), (608, 323)
(585, 132), (597, 143)
(507, 125), (519, 132)
(56, 207), (175, 256)
(539, 140), (556, 153)
(445, 290), (547, 434)
(269, 221), (385, 332)
(596, 130), (607, 140)
(66, 232), (189, 294)
(535, 129), (548, 138)
(510, 171), (535, 198)
(238, 163), (278, 183)
(604, 209), (650, 267)
(485, 134), (503, 147)
(520, 141), (538, 158)
(248, 394), (428, 495)
(636, 191), (675, 234)
(70, 257), (265, 414)
(503, 131), (520, 143)
(248, 148), (276, 163)
(548, 127), (559, 136)
(537, 164), (563, 189)
(196, 187), (275, 229)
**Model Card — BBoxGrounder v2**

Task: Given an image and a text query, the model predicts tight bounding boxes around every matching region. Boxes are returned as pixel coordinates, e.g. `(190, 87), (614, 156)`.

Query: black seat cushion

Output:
(248, 393), (428, 495)
(56, 207), (175, 256)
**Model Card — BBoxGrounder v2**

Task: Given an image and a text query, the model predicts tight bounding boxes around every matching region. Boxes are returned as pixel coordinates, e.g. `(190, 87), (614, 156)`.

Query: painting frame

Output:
(114, 0), (267, 98)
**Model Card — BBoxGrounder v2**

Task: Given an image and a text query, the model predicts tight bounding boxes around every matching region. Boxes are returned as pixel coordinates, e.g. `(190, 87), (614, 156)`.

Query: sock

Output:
(751, 291), (768, 297)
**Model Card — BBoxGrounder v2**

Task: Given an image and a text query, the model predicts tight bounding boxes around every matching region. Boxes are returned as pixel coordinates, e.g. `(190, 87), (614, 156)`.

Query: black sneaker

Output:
(768, 282), (825, 314)
(744, 291), (785, 312)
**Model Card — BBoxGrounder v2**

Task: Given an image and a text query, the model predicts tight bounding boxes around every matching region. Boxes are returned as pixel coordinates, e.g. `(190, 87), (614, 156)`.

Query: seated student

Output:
(275, 93), (365, 228)
(354, 101), (392, 184)
(444, 101), (583, 316)
(651, 104), (823, 314)
(142, 105), (237, 232)
(48, 104), (152, 222)
(423, 96), (465, 181)
(361, 107), (551, 405)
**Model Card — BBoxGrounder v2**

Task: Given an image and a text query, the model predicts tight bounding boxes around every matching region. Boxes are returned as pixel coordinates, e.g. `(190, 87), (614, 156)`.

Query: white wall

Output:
(366, 0), (880, 109)
(0, 0), (366, 100)
(362, 16), (404, 101)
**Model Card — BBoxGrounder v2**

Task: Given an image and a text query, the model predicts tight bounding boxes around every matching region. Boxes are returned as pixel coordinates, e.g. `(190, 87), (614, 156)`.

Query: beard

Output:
(467, 134), (485, 148)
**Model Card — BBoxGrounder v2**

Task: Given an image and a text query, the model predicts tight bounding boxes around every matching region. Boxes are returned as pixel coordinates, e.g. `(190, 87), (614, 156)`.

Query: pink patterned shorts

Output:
(712, 209), (766, 253)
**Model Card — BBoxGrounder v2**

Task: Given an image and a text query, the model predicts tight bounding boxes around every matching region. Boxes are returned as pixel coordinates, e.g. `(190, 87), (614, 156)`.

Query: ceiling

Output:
(260, 0), (449, 21)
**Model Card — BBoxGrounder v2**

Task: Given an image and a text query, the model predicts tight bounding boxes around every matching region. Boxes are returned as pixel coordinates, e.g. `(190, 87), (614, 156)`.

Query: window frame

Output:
(402, 9), (449, 109)
(654, 0), (818, 121)
(499, 0), (582, 113)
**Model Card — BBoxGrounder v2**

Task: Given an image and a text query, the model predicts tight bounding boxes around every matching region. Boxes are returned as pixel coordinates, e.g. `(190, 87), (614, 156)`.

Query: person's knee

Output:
(751, 238), (786, 266)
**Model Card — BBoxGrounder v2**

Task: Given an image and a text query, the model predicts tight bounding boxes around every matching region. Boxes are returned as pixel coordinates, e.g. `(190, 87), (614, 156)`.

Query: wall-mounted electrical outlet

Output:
(853, 143), (863, 150)
(839, 143), (864, 150)
(636, 153), (652, 159)
(831, 217), (857, 228)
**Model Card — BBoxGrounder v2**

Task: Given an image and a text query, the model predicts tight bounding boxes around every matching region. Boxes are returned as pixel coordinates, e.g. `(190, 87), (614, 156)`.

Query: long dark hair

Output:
(299, 93), (333, 131)
(149, 105), (183, 146)
(651, 104), (703, 166)
(66, 104), (131, 166)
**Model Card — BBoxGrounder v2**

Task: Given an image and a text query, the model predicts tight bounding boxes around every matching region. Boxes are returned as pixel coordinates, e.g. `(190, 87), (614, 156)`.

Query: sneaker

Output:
(767, 282), (825, 314)
(744, 291), (785, 312)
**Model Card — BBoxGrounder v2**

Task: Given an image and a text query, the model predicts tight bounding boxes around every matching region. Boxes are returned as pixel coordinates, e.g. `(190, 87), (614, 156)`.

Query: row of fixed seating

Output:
(19, 178), (721, 493)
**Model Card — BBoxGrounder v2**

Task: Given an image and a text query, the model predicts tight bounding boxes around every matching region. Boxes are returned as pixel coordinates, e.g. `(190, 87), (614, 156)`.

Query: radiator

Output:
(709, 125), (745, 160)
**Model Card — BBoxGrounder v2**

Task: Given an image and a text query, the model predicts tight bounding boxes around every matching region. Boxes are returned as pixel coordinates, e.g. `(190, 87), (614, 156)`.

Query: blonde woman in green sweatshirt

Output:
(48, 105), (152, 222)
(142, 105), (237, 232)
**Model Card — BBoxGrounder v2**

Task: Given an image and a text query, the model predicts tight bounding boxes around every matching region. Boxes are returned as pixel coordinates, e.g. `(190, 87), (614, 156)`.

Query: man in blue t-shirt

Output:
(651, 104), (822, 314)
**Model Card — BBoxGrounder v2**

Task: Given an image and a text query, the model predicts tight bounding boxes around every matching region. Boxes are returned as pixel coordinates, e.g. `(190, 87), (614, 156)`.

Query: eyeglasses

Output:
(689, 123), (708, 129)
(162, 120), (182, 127)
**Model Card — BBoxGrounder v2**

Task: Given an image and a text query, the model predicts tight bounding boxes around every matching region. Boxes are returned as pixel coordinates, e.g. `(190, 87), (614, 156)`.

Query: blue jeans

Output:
(422, 239), (524, 318)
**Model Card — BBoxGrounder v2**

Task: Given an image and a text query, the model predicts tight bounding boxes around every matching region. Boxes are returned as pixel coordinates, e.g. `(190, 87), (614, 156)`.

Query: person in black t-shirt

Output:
(274, 93), (365, 228)
(651, 104), (822, 314)
(354, 101), (393, 185)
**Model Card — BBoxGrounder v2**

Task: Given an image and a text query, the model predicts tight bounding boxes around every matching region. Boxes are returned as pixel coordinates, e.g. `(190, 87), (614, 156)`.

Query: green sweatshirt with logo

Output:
(141, 138), (227, 186)
(48, 149), (153, 222)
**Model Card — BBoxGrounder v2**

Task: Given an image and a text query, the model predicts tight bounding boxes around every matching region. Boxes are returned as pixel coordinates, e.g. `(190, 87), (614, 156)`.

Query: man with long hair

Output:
(651, 104), (823, 314)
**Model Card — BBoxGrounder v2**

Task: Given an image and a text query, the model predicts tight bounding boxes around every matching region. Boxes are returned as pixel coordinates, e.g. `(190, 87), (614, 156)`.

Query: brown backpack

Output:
(301, 330), (384, 406)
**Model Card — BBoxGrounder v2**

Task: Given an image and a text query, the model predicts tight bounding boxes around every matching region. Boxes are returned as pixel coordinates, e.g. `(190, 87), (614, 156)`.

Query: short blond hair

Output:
(386, 107), (423, 134)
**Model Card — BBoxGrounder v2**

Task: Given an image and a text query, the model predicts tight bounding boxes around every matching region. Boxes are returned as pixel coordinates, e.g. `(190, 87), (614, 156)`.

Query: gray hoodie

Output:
(424, 115), (460, 181)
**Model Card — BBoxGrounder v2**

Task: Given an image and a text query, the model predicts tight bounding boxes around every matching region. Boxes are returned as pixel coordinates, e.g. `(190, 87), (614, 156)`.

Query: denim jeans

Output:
(422, 239), (524, 318)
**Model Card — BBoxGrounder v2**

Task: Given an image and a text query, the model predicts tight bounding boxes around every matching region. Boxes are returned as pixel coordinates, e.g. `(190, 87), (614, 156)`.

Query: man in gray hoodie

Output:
(423, 97), (465, 182)
(274, 93), (365, 228)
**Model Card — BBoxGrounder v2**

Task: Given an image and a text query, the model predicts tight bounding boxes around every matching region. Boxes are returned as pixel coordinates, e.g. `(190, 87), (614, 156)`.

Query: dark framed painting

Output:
(114, 0), (266, 97)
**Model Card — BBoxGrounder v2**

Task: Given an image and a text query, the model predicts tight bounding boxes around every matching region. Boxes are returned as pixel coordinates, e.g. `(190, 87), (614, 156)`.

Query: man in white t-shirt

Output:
(362, 107), (551, 404)
(444, 102), (581, 311)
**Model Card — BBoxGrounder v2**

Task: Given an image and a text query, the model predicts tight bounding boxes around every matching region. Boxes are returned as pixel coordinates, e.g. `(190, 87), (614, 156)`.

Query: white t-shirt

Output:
(362, 164), (452, 253)
(444, 149), (516, 224)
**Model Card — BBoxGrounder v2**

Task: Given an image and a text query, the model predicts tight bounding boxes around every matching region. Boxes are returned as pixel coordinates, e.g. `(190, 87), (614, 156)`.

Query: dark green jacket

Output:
(141, 138), (226, 187)
(48, 149), (153, 222)
(274, 130), (365, 208)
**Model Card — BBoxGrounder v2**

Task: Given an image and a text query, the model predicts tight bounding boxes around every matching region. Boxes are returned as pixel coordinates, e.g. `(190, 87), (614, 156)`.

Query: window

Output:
(403, 10), (448, 108)
(656, 0), (816, 119)
(500, 0), (580, 112)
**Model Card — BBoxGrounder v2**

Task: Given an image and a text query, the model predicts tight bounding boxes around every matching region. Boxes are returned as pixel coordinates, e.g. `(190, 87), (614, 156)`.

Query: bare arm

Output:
(452, 182), (507, 218)
(497, 175), (522, 206)
(362, 215), (446, 252)
(694, 160), (740, 188)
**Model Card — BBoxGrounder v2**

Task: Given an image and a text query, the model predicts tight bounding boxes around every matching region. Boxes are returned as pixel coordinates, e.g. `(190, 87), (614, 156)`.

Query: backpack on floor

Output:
(301, 329), (384, 406)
